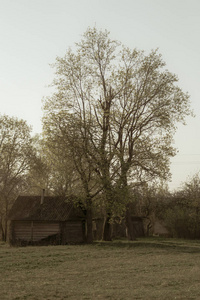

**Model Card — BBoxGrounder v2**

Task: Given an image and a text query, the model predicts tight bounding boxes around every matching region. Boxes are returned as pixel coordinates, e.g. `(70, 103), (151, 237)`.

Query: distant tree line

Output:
(0, 27), (193, 242)
(129, 175), (200, 239)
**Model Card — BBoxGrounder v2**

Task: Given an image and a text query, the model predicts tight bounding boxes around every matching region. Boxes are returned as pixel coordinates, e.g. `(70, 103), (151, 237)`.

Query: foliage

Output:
(0, 115), (34, 240)
(164, 173), (200, 239)
(25, 134), (80, 197)
(43, 27), (192, 236)
(122, 182), (170, 236)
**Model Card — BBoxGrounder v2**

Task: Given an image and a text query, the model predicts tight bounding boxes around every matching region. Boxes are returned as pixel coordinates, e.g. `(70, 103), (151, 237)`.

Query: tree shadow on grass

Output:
(93, 238), (200, 254)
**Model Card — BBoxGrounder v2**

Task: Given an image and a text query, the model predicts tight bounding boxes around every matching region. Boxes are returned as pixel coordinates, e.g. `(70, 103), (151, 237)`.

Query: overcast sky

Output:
(1, 0), (200, 191)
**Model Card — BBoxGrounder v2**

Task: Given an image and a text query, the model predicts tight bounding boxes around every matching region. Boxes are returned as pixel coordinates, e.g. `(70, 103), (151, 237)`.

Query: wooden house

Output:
(9, 195), (85, 246)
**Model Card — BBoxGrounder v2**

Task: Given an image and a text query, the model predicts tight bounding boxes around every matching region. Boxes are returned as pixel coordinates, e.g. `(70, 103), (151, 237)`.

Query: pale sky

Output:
(1, 0), (200, 191)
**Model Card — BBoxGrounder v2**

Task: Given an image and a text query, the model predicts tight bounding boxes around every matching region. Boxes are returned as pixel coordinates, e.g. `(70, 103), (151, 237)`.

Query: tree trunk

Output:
(86, 207), (93, 244)
(103, 214), (112, 241)
(3, 211), (8, 242)
(0, 219), (5, 241)
(125, 206), (136, 241)
(3, 202), (8, 242)
(3, 221), (7, 242)
(146, 219), (152, 237)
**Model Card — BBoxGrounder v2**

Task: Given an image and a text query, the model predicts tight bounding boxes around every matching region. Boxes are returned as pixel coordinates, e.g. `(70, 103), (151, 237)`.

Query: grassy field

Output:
(1, 238), (200, 300)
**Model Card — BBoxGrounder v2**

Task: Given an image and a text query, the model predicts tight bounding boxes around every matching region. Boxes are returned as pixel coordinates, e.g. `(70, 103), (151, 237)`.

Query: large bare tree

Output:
(43, 27), (192, 241)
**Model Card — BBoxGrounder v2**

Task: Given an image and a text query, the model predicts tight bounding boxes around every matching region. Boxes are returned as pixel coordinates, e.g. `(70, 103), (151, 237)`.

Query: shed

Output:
(153, 219), (170, 237)
(9, 195), (85, 246)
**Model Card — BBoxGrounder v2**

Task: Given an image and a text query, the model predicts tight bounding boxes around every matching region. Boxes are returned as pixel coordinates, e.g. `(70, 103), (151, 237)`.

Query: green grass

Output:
(1, 238), (200, 299)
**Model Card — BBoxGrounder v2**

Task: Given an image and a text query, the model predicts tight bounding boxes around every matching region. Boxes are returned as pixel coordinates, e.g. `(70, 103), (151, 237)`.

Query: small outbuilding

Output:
(153, 219), (170, 237)
(9, 195), (85, 246)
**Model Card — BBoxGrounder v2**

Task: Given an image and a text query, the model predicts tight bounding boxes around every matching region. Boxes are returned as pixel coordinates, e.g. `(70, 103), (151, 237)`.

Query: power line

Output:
(171, 162), (200, 165)
(174, 154), (200, 156)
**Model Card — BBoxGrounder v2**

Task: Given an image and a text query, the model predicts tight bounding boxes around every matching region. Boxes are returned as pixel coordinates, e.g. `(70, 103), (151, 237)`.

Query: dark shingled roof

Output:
(9, 195), (85, 221)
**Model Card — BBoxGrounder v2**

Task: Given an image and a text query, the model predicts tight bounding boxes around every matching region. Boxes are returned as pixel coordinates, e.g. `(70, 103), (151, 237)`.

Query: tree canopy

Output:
(0, 115), (34, 240)
(42, 27), (192, 240)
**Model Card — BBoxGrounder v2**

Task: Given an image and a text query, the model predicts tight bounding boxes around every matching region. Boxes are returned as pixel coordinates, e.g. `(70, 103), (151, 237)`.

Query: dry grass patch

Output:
(1, 238), (200, 299)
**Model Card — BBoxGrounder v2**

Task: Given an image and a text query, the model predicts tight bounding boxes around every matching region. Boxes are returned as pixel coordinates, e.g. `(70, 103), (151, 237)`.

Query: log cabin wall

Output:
(10, 220), (60, 245)
(10, 220), (85, 245)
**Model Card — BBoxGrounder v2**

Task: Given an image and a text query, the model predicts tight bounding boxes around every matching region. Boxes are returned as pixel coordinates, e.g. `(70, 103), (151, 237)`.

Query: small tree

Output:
(0, 115), (34, 241)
